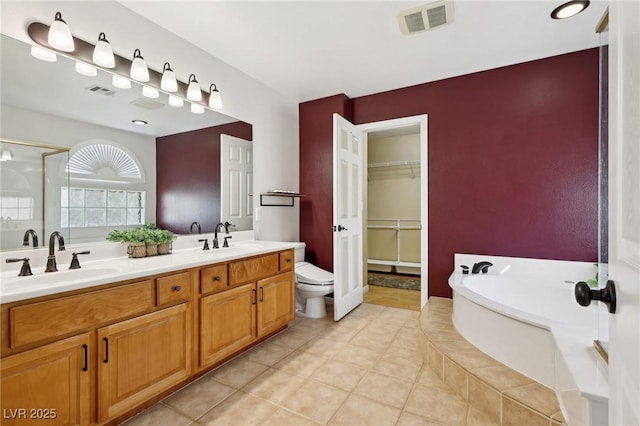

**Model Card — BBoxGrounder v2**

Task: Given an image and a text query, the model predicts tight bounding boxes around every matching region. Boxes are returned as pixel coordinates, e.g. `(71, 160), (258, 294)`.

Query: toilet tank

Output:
(294, 243), (306, 263)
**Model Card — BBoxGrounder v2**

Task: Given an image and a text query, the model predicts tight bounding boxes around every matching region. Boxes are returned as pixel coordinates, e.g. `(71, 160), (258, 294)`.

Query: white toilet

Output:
(294, 244), (334, 319)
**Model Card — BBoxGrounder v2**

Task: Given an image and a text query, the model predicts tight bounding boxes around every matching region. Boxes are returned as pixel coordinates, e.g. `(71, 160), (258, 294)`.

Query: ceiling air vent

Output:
(85, 84), (116, 96)
(398, 0), (454, 35)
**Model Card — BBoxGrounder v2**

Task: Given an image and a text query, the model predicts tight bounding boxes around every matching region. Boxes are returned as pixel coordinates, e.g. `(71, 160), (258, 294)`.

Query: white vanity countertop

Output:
(0, 240), (302, 304)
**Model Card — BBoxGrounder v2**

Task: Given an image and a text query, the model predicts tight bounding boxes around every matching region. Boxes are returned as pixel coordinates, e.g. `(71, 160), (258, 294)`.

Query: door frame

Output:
(358, 115), (429, 308)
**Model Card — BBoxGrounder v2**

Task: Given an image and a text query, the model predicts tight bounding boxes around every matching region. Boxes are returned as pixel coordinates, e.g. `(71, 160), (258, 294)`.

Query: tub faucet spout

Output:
(472, 261), (493, 274)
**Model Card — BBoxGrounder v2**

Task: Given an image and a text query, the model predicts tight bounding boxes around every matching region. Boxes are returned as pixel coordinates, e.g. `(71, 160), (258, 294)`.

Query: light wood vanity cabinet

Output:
(0, 333), (91, 426)
(98, 303), (191, 421)
(0, 249), (295, 425)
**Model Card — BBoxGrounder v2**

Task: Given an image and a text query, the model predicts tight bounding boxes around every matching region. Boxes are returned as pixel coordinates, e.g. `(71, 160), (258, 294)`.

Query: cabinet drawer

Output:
(229, 254), (279, 285)
(156, 272), (191, 306)
(201, 264), (228, 295)
(10, 281), (154, 349)
(279, 250), (294, 271)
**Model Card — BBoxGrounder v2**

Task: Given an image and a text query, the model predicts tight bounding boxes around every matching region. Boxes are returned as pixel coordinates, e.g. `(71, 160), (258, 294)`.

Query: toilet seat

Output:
(295, 261), (334, 285)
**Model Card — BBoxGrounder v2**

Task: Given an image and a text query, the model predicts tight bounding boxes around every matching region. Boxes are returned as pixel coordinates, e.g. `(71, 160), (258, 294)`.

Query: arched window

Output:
(61, 142), (146, 228)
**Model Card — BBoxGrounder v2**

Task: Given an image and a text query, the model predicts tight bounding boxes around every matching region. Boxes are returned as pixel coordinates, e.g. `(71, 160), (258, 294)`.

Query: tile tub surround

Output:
(419, 297), (565, 425)
(122, 303), (502, 426)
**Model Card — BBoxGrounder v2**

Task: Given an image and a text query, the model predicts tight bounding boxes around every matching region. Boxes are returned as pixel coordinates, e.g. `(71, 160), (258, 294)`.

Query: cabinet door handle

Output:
(252, 289), (257, 305)
(103, 337), (109, 363)
(82, 344), (88, 371)
(259, 286), (264, 302)
(172, 285), (181, 292)
(213, 276), (221, 282)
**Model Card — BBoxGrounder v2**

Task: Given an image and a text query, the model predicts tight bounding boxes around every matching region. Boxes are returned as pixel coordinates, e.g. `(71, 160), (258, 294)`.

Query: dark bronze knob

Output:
(575, 280), (616, 314)
(213, 276), (221, 281)
(172, 285), (181, 292)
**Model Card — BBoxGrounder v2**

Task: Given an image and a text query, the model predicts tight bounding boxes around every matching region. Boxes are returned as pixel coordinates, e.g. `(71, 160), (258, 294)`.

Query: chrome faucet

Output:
(22, 229), (38, 248)
(471, 261), (493, 274)
(190, 221), (202, 234)
(45, 231), (66, 272)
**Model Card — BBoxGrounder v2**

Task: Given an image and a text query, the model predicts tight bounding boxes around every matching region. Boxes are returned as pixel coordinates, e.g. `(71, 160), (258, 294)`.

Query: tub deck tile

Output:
(503, 382), (560, 417)
(468, 365), (534, 392)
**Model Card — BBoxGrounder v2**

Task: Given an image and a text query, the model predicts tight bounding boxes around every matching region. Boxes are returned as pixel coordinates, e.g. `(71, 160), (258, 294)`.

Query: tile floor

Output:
(122, 303), (495, 426)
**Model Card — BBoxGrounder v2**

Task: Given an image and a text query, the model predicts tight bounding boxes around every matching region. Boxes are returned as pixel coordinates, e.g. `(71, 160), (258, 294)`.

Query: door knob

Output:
(332, 225), (348, 232)
(575, 280), (616, 314)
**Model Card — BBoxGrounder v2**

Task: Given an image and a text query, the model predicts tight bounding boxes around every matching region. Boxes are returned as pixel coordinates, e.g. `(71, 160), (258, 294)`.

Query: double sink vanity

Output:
(0, 237), (298, 425)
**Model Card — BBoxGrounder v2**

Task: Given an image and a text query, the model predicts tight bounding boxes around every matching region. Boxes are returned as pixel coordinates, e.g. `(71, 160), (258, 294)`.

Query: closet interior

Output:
(365, 126), (421, 310)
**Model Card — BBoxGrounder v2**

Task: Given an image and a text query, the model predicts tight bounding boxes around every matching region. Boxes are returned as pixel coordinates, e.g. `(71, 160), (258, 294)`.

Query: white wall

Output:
(0, 0), (300, 242)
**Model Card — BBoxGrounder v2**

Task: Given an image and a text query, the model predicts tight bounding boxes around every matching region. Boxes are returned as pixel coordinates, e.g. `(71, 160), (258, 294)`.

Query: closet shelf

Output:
(368, 160), (420, 169)
(259, 192), (303, 207)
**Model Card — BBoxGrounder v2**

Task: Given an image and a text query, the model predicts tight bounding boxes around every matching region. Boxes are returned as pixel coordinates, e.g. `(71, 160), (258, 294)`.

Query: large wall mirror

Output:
(0, 34), (252, 251)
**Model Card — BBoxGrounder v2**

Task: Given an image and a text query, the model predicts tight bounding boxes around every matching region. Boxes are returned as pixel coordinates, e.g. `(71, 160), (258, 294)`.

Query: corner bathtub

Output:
(449, 254), (608, 426)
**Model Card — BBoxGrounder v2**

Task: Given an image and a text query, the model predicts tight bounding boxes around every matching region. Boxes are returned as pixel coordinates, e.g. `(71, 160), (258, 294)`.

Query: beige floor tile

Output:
(395, 411), (446, 426)
(310, 359), (368, 391)
(243, 341), (295, 366)
(502, 396), (550, 426)
(273, 349), (328, 377)
(242, 368), (305, 404)
(349, 303), (387, 318)
(298, 336), (347, 358)
(281, 379), (349, 424)
(329, 394), (401, 426)
(503, 382), (560, 416)
(120, 403), (193, 426)
(322, 324), (361, 342)
(332, 342), (382, 368)
(260, 408), (320, 425)
(196, 391), (278, 425)
(373, 353), (424, 382)
(162, 376), (235, 420)
(354, 371), (413, 408)
(428, 342), (445, 379)
(404, 383), (468, 425)
(348, 332), (394, 352)
(551, 409), (565, 423)
(267, 329), (314, 350)
(470, 365), (533, 392)
(208, 357), (269, 389)
(385, 339), (423, 359)
(336, 315), (371, 330)
(466, 406), (500, 426)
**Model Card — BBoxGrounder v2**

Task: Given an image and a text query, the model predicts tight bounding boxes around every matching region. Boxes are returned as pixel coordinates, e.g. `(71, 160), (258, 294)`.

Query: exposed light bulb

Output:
(48, 12), (75, 52)
(190, 103), (205, 114)
(130, 48), (149, 82)
(93, 32), (115, 68)
(30, 45), (57, 62)
(75, 61), (97, 77)
(186, 74), (202, 102)
(168, 95), (184, 107)
(161, 62), (178, 92)
(112, 74), (131, 89)
(142, 85), (159, 98)
(208, 84), (223, 109)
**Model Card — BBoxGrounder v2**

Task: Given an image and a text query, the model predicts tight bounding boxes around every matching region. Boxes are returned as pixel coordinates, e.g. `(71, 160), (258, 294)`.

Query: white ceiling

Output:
(120, 0), (608, 103)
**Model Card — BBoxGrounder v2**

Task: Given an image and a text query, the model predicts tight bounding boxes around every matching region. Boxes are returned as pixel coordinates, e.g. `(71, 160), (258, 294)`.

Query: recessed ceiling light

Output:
(551, 1), (590, 19)
(132, 119), (147, 125)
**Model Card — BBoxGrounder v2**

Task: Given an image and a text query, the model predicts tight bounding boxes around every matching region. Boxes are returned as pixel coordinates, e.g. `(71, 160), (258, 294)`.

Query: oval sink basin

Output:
(1, 265), (128, 292)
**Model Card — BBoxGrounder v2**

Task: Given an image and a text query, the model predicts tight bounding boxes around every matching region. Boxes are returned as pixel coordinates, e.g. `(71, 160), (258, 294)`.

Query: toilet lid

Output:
(295, 262), (334, 285)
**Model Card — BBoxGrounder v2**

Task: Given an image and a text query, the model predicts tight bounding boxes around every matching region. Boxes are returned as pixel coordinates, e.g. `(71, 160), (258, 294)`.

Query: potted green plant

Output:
(155, 229), (176, 255)
(106, 228), (147, 258)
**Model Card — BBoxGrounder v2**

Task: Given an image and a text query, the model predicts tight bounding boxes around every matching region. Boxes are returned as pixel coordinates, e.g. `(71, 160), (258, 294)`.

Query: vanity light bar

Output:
(26, 21), (221, 111)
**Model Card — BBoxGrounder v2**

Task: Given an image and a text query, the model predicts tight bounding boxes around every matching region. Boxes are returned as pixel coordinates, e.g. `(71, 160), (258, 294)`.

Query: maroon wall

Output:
(299, 49), (599, 298)
(299, 94), (352, 271)
(156, 121), (252, 234)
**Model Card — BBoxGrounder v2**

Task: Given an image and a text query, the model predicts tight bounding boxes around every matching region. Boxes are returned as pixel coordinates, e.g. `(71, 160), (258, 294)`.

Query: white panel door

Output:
(333, 113), (364, 321)
(609, 2), (640, 425)
(221, 135), (253, 230)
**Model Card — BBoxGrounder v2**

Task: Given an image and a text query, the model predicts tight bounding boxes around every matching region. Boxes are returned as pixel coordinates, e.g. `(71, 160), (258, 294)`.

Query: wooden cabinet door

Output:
(97, 303), (191, 422)
(257, 272), (295, 338)
(200, 283), (256, 367)
(1, 333), (90, 426)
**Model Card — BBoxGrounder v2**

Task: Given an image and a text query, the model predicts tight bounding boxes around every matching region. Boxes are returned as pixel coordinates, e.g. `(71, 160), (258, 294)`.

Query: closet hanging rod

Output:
(367, 160), (420, 169)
